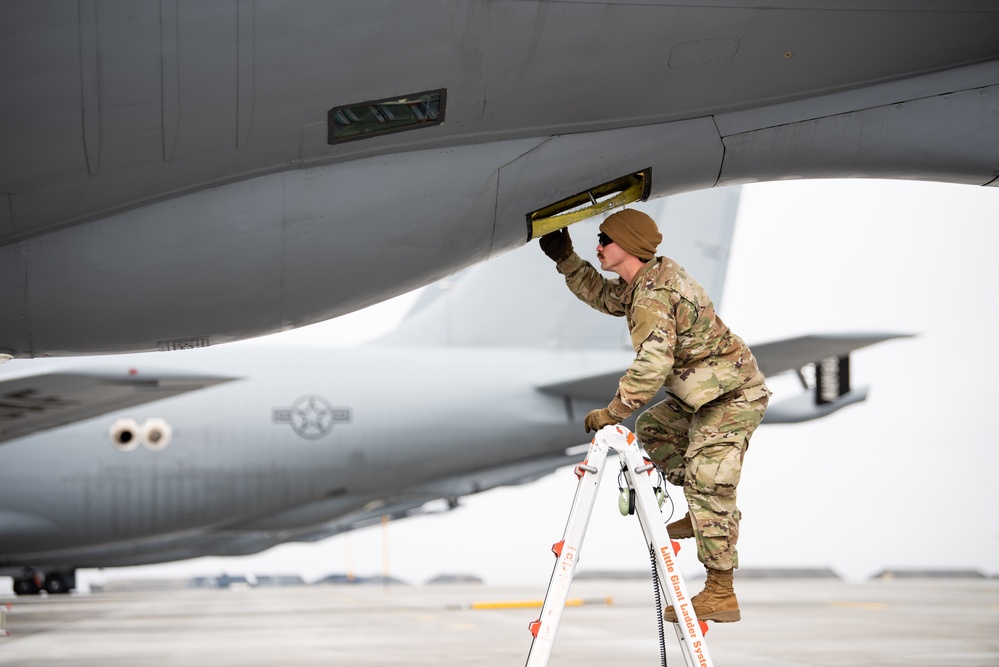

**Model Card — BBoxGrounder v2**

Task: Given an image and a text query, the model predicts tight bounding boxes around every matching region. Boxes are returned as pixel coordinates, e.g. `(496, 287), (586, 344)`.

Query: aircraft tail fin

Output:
(374, 187), (742, 349)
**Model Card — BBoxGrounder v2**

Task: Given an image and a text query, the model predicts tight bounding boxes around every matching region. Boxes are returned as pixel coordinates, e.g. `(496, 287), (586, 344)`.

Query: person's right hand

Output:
(538, 228), (573, 263)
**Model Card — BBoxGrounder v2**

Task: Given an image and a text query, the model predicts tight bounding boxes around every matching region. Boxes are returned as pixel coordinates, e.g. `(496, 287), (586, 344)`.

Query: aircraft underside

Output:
(0, 1), (997, 357)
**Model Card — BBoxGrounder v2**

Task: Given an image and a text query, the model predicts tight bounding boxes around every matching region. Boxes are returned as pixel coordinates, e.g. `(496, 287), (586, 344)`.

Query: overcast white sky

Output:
(65, 178), (999, 591)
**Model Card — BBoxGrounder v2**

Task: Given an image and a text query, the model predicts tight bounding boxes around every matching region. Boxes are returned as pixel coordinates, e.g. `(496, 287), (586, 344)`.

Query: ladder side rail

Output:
(631, 497), (707, 667)
(525, 441), (609, 667)
(621, 448), (714, 667)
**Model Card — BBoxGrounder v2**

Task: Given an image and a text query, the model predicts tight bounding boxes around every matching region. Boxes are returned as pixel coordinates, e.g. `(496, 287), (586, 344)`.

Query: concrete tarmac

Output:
(1, 578), (997, 666)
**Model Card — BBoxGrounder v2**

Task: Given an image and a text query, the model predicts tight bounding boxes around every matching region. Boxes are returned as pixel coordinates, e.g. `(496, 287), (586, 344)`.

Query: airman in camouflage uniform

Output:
(539, 209), (769, 623)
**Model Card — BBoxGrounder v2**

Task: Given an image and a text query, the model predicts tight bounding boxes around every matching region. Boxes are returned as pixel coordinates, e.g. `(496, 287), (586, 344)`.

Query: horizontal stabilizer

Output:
(763, 387), (869, 424)
(0, 370), (237, 445)
(537, 333), (908, 424)
(752, 333), (910, 377)
(536, 369), (625, 402)
(757, 332), (910, 423)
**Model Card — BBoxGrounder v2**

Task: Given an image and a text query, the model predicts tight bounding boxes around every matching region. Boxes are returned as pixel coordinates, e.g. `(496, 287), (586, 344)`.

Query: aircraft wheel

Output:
(13, 576), (40, 596)
(44, 573), (69, 594)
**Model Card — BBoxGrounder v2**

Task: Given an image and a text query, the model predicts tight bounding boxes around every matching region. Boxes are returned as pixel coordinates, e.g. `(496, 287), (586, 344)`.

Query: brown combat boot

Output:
(666, 512), (695, 539)
(664, 568), (740, 623)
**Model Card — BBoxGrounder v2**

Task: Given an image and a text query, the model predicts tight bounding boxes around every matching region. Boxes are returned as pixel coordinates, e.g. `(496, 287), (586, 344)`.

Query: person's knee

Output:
(636, 413), (678, 460)
(685, 441), (744, 498)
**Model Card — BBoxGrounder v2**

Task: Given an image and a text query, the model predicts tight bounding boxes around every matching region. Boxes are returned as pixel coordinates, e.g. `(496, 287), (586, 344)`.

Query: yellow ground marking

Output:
(454, 597), (613, 610)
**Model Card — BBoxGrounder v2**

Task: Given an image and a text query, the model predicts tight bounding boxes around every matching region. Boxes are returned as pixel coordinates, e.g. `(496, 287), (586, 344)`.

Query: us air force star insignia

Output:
(272, 395), (350, 440)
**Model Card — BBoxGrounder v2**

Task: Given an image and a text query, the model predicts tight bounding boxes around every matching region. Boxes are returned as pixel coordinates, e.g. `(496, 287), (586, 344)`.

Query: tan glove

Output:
(538, 228), (573, 263)
(584, 408), (618, 433)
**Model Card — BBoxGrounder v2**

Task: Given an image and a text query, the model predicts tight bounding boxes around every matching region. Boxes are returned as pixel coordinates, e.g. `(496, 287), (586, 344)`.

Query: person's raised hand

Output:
(539, 228), (573, 263)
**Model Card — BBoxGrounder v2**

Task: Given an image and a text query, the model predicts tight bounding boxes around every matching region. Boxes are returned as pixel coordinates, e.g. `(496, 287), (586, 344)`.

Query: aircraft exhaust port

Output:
(109, 418), (141, 452)
(142, 418), (173, 451)
(527, 169), (651, 240)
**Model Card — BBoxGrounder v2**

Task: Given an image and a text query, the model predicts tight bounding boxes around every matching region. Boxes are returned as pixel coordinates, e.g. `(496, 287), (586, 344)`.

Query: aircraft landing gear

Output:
(44, 572), (72, 594)
(12, 573), (41, 596)
(11, 570), (75, 595)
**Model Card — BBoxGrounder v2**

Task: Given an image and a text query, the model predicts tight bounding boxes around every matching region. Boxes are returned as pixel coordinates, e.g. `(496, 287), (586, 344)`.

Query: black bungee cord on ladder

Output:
(651, 546), (668, 666)
(649, 466), (673, 666)
(622, 460), (674, 666)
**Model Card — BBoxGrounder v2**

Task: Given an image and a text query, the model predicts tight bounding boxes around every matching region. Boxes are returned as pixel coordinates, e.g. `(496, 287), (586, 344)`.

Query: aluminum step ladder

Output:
(525, 424), (713, 667)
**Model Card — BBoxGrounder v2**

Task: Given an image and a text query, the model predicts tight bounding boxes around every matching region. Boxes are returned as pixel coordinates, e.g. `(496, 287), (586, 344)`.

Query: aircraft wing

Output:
(536, 333), (911, 423)
(0, 370), (237, 445)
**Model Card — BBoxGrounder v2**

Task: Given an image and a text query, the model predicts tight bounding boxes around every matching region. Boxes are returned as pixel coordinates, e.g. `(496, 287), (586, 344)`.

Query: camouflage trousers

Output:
(636, 382), (770, 571)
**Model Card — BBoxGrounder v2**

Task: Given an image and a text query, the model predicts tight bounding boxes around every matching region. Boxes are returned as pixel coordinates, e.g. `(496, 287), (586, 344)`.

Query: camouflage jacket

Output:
(555, 252), (765, 418)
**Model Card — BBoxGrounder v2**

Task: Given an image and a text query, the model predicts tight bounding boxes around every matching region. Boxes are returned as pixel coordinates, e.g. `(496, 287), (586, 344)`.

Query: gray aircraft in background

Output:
(0, 188), (901, 595)
(0, 2), (995, 359)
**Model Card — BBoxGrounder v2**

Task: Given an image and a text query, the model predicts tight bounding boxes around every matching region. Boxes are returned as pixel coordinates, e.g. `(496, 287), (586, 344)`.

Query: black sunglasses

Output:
(597, 232), (614, 247)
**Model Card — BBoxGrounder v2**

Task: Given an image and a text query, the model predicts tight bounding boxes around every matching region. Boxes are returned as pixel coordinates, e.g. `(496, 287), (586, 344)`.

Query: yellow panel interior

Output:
(528, 170), (651, 239)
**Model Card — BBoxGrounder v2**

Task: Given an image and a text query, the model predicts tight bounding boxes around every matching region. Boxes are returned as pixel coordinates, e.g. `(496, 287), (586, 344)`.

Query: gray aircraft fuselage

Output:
(0, 344), (624, 568)
(1, 1), (997, 358)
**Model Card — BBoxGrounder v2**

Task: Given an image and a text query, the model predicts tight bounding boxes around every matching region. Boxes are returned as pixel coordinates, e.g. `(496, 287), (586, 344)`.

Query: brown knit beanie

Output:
(599, 209), (662, 260)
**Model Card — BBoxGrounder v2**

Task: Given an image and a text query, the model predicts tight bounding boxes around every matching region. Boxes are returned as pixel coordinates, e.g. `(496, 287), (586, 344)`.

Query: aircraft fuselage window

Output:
(327, 89), (446, 144)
